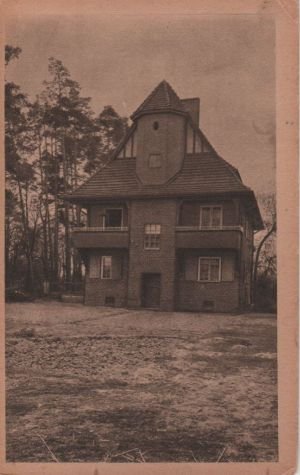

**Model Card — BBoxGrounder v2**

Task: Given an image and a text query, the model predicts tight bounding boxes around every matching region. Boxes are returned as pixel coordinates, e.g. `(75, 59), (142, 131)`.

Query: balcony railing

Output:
(176, 225), (243, 232)
(175, 225), (243, 249)
(72, 226), (129, 232)
(71, 225), (129, 249)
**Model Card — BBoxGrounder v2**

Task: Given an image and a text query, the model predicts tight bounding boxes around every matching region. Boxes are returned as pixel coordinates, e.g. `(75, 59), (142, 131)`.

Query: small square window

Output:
(149, 154), (162, 168)
(105, 296), (115, 306)
(144, 224), (161, 250)
(203, 300), (215, 311)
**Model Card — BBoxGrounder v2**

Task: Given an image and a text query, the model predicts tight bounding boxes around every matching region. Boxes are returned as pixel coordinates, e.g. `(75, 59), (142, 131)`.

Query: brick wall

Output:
(176, 249), (240, 312)
(176, 281), (240, 312)
(82, 196), (251, 312)
(127, 199), (177, 311)
(85, 250), (128, 307)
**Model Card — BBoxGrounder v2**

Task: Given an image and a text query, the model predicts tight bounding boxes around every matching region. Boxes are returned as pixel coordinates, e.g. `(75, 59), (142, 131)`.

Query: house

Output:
(64, 80), (263, 312)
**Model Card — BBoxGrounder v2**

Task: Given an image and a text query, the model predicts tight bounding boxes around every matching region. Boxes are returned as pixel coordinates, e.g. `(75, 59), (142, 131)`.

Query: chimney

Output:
(181, 98), (200, 127)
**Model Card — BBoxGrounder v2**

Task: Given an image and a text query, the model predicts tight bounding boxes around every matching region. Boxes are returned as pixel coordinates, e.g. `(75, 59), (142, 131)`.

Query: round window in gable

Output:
(153, 121), (159, 130)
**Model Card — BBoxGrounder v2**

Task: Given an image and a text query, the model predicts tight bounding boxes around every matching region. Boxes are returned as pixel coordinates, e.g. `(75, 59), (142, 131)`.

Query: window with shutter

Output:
(101, 256), (112, 279)
(89, 255), (100, 278)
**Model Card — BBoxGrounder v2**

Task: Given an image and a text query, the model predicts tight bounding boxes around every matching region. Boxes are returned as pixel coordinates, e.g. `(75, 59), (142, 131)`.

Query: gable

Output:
(116, 128), (138, 158)
(186, 123), (213, 154)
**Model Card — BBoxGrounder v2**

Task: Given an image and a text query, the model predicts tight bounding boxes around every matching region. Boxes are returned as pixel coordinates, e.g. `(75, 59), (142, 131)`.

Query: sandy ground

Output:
(6, 301), (278, 462)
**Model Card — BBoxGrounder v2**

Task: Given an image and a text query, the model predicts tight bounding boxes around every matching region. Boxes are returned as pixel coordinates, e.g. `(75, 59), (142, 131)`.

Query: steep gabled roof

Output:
(131, 80), (187, 120)
(67, 154), (249, 197)
(64, 80), (264, 229)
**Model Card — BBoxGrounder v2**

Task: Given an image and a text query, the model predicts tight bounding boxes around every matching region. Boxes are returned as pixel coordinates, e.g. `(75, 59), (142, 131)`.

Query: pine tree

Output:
(40, 57), (94, 284)
(5, 45), (39, 292)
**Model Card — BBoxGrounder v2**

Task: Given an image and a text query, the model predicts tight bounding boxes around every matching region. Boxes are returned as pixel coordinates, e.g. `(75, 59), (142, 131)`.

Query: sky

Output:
(5, 13), (275, 193)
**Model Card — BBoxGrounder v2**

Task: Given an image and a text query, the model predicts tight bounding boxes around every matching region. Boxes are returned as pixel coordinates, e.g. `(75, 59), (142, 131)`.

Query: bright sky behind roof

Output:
(5, 13), (275, 193)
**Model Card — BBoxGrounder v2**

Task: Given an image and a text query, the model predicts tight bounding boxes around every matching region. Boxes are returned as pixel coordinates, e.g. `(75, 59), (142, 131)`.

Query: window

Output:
(148, 154), (162, 168)
(198, 257), (221, 282)
(200, 206), (222, 228)
(116, 130), (137, 158)
(105, 296), (115, 306)
(101, 256), (112, 279)
(104, 209), (123, 228)
(144, 224), (161, 250)
(203, 300), (215, 311)
(153, 121), (159, 130)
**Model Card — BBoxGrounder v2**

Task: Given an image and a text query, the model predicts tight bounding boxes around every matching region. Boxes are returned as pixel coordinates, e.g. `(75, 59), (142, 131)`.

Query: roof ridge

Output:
(188, 120), (246, 186)
(131, 80), (186, 120)
(163, 80), (170, 106)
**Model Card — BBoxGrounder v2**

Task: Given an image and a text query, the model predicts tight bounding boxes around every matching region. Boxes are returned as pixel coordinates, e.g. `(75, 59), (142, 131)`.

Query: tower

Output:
(131, 80), (187, 184)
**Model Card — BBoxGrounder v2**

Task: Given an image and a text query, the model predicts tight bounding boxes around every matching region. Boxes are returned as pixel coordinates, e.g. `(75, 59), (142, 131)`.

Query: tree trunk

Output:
(5, 217), (11, 285)
(16, 178), (34, 292)
(62, 133), (71, 283)
(37, 131), (49, 281)
(252, 223), (276, 307)
(53, 136), (59, 282)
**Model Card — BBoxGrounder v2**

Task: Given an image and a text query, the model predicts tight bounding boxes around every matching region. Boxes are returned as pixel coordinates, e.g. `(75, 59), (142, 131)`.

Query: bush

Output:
(255, 275), (277, 313)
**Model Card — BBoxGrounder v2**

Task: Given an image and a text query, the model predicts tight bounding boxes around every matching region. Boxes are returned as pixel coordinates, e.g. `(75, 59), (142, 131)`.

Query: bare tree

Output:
(252, 192), (276, 308)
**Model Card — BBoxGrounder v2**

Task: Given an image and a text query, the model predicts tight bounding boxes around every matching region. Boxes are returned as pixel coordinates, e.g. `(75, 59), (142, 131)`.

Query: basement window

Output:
(198, 257), (221, 282)
(105, 296), (115, 306)
(101, 256), (112, 279)
(203, 300), (215, 311)
(144, 224), (161, 250)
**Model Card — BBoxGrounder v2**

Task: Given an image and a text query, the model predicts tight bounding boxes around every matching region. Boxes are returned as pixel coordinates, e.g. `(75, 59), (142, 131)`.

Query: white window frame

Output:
(144, 224), (161, 250)
(100, 256), (112, 279)
(200, 205), (223, 229)
(198, 257), (222, 282)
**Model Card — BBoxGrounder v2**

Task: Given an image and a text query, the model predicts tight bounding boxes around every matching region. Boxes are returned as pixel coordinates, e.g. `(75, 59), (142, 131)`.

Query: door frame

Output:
(141, 273), (161, 308)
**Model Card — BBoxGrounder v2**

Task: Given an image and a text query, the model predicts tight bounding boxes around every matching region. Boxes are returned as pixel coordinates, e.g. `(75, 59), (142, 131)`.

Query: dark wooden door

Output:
(142, 274), (161, 308)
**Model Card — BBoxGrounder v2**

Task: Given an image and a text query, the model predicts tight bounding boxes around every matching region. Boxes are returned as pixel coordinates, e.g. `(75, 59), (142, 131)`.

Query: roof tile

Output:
(68, 154), (250, 199)
(131, 80), (186, 120)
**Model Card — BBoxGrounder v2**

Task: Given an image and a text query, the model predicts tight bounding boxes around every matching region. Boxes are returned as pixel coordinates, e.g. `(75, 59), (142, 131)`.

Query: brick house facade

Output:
(65, 80), (263, 312)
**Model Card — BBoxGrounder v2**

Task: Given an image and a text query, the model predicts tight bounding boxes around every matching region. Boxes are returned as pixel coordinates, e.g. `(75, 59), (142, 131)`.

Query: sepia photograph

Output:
(2, 1), (297, 471)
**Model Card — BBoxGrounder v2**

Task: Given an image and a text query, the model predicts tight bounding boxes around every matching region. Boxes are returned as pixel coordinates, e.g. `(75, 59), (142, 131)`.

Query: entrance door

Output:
(142, 273), (161, 308)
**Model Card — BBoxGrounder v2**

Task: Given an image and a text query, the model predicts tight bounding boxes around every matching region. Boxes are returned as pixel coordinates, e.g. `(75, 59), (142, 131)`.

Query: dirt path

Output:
(6, 302), (278, 462)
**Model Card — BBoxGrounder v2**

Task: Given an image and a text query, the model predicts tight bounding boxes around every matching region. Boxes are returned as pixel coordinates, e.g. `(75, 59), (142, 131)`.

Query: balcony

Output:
(175, 225), (243, 250)
(72, 226), (129, 249)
